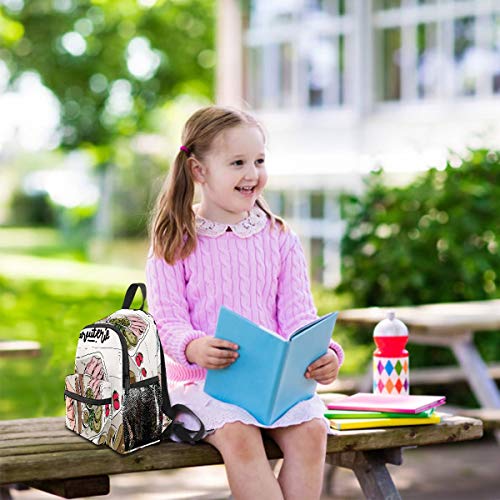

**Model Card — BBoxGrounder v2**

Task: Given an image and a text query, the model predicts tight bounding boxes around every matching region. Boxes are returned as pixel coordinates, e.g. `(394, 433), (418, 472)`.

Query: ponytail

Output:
(256, 197), (287, 231)
(150, 151), (197, 264)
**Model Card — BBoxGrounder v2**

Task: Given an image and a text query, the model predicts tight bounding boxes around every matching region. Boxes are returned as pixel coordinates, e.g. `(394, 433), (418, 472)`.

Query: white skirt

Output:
(168, 380), (331, 439)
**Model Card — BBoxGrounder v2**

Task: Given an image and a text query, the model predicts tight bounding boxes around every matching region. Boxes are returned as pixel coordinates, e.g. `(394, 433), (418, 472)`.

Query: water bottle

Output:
(373, 311), (409, 395)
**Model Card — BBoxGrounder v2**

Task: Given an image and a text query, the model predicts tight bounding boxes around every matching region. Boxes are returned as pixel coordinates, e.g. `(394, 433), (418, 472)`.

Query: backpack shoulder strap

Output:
(163, 405), (206, 444)
(122, 283), (147, 310)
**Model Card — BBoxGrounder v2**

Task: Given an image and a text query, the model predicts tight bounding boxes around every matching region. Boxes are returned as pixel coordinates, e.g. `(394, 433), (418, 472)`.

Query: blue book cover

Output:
(203, 306), (338, 425)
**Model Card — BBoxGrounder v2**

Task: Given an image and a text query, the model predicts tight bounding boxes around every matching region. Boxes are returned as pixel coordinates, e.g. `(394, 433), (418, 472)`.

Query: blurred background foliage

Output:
(0, 0), (215, 419)
(3, 147), (499, 418)
(0, 0), (214, 149)
(1, 0), (214, 249)
(0, 0), (498, 420)
(337, 148), (500, 375)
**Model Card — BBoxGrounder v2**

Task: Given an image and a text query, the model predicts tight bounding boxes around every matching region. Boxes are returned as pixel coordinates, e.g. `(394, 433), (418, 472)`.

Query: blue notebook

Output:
(204, 306), (338, 425)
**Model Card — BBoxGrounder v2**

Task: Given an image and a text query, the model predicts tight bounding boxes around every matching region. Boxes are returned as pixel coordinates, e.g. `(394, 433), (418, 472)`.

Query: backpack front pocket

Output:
(65, 374), (112, 441)
(123, 377), (163, 452)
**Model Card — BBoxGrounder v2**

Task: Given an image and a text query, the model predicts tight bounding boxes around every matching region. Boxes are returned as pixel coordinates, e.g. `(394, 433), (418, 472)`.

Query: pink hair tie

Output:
(180, 145), (191, 156)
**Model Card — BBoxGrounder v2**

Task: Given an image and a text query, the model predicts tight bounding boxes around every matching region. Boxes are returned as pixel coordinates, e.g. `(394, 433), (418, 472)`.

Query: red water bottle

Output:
(373, 311), (409, 395)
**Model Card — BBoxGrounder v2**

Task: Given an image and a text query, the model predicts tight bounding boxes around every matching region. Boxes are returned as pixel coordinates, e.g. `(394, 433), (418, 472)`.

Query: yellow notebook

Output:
(329, 413), (441, 430)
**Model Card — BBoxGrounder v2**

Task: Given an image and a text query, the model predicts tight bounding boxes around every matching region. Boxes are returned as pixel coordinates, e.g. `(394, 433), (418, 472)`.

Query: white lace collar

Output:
(195, 204), (267, 238)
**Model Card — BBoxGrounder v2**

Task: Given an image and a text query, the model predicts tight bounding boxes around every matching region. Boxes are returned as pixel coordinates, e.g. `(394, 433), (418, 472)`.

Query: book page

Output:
(272, 312), (337, 422)
(290, 312), (337, 340)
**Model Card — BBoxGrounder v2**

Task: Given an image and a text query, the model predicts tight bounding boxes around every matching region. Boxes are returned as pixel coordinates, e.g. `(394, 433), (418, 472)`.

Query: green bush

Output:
(8, 190), (56, 227)
(337, 148), (500, 373)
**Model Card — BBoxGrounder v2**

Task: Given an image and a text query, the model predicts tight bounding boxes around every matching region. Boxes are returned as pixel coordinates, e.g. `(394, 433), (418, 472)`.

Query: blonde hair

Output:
(150, 105), (286, 264)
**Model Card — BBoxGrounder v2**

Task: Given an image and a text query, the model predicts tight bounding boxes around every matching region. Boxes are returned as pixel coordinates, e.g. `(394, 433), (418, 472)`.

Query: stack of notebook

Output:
(325, 393), (446, 430)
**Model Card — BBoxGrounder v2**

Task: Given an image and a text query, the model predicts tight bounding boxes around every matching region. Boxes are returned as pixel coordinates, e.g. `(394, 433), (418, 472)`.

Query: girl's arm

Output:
(146, 255), (207, 367)
(276, 230), (344, 367)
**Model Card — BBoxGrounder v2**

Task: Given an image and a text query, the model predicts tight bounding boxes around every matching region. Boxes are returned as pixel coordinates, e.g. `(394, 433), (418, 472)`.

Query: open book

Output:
(204, 306), (338, 425)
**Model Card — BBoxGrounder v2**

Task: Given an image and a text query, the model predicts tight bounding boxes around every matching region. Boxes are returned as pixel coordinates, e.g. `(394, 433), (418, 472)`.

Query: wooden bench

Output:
(0, 414), (482, 500)
(0, 341), (41, 359)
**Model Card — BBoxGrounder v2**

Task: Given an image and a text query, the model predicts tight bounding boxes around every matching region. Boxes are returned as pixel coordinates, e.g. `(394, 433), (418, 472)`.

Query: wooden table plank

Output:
(0, 341), (41, 358)
(0, 417), (63, 434)
(337, 300), (500, 334)
(0, 416), (482, 485)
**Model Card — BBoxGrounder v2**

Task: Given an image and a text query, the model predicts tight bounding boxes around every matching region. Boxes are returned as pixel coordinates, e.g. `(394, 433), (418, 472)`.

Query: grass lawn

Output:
(0, 227), (148, 419)
(0, 278), (139, 419)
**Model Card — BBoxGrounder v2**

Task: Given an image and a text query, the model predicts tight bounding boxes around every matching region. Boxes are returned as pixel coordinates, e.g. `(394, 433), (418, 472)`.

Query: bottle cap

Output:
(373, 310), (408, 337)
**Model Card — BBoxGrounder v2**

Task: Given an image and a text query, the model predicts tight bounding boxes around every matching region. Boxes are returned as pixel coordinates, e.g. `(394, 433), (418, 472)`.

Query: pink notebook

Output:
(327, 393), (446, 414)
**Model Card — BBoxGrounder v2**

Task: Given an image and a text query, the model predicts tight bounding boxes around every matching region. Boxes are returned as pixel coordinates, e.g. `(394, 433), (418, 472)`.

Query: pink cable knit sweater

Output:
(146, 207), (344, 383)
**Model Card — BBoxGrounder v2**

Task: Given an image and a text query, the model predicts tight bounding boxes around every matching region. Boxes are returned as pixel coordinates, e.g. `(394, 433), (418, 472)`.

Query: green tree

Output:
(0, 0), (215, 150)
(1, 0), (214, 240)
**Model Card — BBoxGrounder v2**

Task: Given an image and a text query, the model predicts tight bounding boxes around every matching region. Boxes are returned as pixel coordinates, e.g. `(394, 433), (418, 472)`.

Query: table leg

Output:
(412, 331), (500, 443)
(451, 335), (500, 443)
(24, 476), (110, 498)
(0, 486), (12, 500)
(327, 448), (403, 500)
(450, 335), (500, 409)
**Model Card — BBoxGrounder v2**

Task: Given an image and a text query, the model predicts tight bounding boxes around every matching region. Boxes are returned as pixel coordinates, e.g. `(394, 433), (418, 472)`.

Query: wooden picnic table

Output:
(337, 300), (500, 440)
(0, 340), (41, 359)
(0, 414), (482, 500)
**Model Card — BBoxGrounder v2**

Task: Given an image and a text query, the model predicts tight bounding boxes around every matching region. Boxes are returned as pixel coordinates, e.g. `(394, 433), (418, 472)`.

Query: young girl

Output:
(146, 105), (344, 500)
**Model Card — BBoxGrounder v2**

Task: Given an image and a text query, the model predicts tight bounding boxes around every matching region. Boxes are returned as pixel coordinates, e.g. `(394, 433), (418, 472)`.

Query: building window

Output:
(246, 43), (294, 109)
(248, 1), (295, 28)
(245, 0), (500, 111)
(375, 0), (401, 9)
(268, 191), (295, 219)
(374, 1), (500, 103)
(308, 0), (346, 16)
(378, 27), (401, 101)
(310, 191), (325, 219)
(311, 237), (325, 283)
(246, 46), (263, 109)
(417, 22), (439, 99)
(454, 16), (476, 96)
(264, 190), (281, 216)
(306, 34), (345, 107)
(493, 14), (500, 93)
(245, 0), (350, 110)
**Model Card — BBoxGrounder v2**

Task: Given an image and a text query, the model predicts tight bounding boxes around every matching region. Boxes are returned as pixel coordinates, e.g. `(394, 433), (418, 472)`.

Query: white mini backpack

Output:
(64, 283), (204, 454)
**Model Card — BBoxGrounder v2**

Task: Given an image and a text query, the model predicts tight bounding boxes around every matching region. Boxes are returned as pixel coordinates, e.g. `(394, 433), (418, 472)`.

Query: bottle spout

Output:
(373, 310), (408, 337)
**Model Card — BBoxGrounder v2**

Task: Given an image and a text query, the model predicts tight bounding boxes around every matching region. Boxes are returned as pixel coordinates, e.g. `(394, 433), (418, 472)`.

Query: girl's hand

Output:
(305, 349), (339, 385)
(186, 337), (239, 369)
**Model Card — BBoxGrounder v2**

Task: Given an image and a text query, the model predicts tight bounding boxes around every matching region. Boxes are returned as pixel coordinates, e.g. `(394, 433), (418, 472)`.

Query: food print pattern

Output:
(65, 309), (164, 454)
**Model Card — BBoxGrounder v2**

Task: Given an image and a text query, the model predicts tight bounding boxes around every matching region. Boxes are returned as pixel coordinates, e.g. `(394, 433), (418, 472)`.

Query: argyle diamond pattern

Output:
(373, 356), (409, 395)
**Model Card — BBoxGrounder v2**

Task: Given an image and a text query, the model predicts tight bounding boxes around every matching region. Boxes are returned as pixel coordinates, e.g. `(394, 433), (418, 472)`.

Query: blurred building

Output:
(216, 0), (500, 286)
